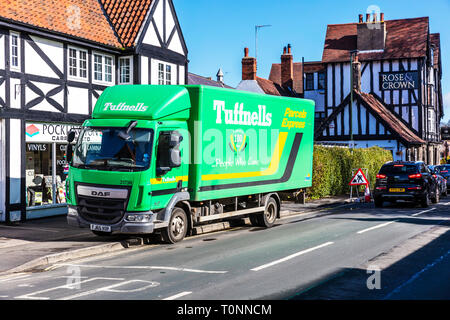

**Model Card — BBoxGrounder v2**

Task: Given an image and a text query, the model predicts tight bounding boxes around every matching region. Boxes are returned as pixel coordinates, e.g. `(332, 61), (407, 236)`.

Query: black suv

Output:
(373, 161), (439, 208)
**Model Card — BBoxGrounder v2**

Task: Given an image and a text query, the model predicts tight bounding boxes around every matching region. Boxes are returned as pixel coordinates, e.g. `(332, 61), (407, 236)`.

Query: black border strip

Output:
(198, 133), (303, 192)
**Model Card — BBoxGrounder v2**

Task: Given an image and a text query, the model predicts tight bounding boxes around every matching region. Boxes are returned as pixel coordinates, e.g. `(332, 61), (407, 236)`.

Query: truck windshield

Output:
(72, 127), (153, 171)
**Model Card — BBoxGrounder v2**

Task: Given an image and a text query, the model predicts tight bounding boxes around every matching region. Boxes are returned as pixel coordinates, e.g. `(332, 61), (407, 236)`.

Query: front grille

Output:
(77, 195), (128, 224)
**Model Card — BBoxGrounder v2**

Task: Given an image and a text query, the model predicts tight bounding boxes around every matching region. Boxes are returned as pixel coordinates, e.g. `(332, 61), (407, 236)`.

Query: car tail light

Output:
(394, 164), (404, 167)
(441, 170), (448, 173)
(375, 186), (386, 190)
(408, 173), (422, 179)
(408, 186), (422, 190)
(376, 174), (386, 179)
(433, 174), (437, 178)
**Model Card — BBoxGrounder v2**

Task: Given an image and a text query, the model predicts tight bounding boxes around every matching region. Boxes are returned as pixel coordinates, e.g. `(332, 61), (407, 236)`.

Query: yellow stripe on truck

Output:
(201, 132), (288, 181)
(150, 176), (188, 184)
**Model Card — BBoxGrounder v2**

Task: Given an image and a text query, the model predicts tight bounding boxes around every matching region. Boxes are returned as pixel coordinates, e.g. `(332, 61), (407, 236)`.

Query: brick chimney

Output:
(352, 54), (361, 91)
(357, 12), (386, 51)
(281, 44), (293, 88)
(242, 47), (257, 80)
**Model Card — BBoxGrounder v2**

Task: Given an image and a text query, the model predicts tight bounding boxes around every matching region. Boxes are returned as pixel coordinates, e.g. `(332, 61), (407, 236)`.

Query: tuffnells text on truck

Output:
(65, 85), (315, 243)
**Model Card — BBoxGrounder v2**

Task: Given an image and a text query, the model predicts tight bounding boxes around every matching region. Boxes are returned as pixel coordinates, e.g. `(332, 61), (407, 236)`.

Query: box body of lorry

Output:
(66, 85), (314, 241)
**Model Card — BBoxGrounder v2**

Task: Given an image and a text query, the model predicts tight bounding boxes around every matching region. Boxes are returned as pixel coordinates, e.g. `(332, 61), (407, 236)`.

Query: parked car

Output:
(434, 164), (450, 191)
(373, 161), (439, 208)
(429, 166), (447, 197)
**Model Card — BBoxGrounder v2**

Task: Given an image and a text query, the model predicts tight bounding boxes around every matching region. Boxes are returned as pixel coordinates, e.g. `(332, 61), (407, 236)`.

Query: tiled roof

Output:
(322, 17), (429, 62)
(269, 62), (324, 94)
(188, 72), (233, 89)
(100, 0), (152, 48)
(0, 0), (153, 48)
(256, 76), (298, 97)
(358, 91), (425, 145)
(430, 33), (440, 68)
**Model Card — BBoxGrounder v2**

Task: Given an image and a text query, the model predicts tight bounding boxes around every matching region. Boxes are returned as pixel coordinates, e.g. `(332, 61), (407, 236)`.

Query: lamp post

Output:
(255, 25), (272, 61)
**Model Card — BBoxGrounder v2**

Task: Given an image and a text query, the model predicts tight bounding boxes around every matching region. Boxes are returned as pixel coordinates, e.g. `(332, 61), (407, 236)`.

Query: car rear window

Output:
(379, 164), (418, 175)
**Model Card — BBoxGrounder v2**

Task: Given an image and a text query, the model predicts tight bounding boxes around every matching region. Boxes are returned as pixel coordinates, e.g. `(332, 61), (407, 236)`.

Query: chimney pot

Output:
(373, 13), (377, 22)
(283, 46), (287, 54)
(366, 13), (370, 22)
(359, 14), (363, 23)
(380, 13), (384, 21)
(244, 47), (249, 57)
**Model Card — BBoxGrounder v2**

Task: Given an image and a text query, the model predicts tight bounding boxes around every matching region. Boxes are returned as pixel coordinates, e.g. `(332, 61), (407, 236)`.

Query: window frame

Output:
(118, 56), (133, 85)
(317, 71), (325, 90)
(305, 73), (314, 91)
(9, 31), (20, 71)
(92, 51), (115, 86)
(67, 46), (88, 81)
(157, 62), (173, 85)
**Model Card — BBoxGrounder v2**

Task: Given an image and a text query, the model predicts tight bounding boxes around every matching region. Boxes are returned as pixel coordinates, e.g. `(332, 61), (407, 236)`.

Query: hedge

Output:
(307, 146), (393, 199)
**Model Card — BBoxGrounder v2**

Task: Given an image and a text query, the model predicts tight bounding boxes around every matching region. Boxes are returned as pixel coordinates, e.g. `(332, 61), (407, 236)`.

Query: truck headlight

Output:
(125, 214), (151, 223)
(68, 206), (78, 217)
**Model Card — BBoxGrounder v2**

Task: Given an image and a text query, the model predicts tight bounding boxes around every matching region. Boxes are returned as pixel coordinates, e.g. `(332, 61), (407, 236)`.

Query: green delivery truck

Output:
(66, 85), (314, 243)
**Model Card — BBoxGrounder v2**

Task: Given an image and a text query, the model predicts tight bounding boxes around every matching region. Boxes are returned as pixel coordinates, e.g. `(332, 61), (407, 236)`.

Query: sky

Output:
(172, 0), (450, 121)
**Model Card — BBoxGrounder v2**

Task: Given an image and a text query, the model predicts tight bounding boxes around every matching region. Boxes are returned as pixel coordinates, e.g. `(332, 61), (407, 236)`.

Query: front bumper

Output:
(67, 205), (159, 234)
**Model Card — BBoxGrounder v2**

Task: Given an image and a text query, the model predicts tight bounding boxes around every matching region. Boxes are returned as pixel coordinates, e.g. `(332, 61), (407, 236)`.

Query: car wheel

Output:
(431, 186), (439, 203)
(374, 197), (383, 208)
(421, 192), (430, 208)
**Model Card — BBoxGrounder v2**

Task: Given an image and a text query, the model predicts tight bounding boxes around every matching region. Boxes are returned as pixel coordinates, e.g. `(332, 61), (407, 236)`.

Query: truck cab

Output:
(66, 85), (191, 241)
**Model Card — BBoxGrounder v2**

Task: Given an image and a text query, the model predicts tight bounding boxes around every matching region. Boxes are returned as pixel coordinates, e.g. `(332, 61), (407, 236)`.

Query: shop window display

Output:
(26, 143), (68, 207)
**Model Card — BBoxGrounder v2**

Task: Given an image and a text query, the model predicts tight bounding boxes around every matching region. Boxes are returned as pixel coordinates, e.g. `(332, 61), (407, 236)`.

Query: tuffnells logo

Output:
(26, 124), (40, 137)
(103, 102), (149, 112)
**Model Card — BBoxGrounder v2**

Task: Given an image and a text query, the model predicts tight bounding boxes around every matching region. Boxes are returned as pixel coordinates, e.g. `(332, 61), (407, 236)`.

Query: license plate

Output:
(389, 188), (405, 192)
(90, 224), (111, 232)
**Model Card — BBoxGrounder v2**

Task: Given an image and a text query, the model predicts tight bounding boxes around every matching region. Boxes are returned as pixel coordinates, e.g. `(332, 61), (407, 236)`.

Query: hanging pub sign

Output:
(379, 71), (419, 90)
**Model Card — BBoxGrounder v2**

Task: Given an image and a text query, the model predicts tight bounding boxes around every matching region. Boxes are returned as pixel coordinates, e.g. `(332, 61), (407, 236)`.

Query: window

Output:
(68, 47), (87, 79)
(158, 62), (172, 85)
(93, 53), (114, 84)
(94, 54), (102, 81)
(318, 71), (325, 90)
(10, 32), (20, 70)
(305, 73), (314, 91)
(119, 57), (133, 84)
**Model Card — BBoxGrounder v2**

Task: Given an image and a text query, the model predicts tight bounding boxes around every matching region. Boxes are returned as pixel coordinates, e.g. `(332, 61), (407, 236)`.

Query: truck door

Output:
(150, 129), (186, 209)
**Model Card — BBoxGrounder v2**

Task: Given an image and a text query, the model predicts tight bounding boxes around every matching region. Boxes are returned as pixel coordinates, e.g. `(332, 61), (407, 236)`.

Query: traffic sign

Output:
(349, 168), (369, 186)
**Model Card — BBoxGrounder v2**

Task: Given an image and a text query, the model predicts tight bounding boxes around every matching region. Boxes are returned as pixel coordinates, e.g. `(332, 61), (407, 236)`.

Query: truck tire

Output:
(161, 207), (188, 244)
(254, 197), (278, 228)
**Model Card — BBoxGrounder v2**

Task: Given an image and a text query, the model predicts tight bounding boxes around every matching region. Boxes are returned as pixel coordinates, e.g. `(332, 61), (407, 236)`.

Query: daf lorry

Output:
(66, 85), (314, 243)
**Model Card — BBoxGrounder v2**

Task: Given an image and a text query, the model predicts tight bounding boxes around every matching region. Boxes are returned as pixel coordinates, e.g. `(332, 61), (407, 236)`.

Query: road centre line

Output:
(411, 208), (436, 217)
(250, 241), (334, 272)
(356, 221), (398, 234)
(56, 263), (228, 274)
(163, 291), (192, 300)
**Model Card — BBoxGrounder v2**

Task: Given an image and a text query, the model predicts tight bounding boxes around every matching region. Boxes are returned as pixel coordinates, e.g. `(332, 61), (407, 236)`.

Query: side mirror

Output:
(169, 148), (181, 168)
(67, 131), (76, 143)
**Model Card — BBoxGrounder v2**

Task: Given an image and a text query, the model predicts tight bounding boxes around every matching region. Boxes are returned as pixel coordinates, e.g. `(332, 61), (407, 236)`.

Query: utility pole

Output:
(255, 25), (272, 61)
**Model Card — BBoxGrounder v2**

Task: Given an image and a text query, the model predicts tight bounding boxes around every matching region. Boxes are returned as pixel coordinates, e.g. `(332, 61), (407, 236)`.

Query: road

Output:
(0, 198), (449, 300)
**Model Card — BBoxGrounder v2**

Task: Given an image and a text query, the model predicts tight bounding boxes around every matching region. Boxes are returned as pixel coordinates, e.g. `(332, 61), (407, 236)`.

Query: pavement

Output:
(0, 195), (352, 276)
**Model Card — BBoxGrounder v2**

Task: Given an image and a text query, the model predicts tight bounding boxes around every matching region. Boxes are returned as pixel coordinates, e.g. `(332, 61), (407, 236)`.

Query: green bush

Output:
(307, 146), (392, 199)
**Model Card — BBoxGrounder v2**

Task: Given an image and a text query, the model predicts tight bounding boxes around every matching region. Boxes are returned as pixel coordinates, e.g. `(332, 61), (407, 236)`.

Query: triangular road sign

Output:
(349, 168), (369, 186)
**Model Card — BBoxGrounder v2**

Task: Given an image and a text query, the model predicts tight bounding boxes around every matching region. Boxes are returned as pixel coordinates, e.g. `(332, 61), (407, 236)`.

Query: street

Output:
(0, 198), (449, 300)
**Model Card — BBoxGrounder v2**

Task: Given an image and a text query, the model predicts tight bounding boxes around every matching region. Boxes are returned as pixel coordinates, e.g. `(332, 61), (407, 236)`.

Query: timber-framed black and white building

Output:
(312, 13), (443, 163)
(0, 0), (188, 223)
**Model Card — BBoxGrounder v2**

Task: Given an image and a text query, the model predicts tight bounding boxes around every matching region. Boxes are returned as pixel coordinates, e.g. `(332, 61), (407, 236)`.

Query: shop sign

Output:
(379, 71), (419, 90)
(25, 122), (81, 143)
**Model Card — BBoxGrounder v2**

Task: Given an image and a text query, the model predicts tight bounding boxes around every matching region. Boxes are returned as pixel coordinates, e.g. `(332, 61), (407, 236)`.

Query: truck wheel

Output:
(255, 197), (278, 228)
(161, 207), (188, 244)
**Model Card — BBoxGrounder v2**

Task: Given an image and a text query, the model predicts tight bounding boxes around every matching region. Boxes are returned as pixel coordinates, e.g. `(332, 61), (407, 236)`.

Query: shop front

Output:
(24, 122), (80, 219)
